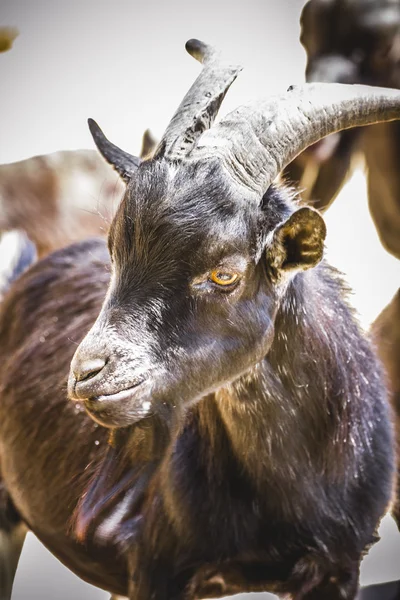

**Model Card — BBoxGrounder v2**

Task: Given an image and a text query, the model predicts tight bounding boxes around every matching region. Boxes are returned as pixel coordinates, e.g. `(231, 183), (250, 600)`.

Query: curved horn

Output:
(192, 83), (400, 195)
(88, 118), (140, 183)
(154, 39), (241, 161)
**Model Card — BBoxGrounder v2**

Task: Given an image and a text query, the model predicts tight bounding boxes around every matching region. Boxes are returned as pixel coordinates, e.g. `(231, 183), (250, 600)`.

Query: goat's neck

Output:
(212, 265), (374, 486)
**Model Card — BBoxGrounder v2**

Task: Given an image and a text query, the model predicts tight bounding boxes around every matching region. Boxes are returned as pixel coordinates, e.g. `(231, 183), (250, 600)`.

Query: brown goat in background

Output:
(0, 150), (122, 258)
(0, 131), (156, 260)
(285, 0), (400, 254)
(284, 0), (400, 533)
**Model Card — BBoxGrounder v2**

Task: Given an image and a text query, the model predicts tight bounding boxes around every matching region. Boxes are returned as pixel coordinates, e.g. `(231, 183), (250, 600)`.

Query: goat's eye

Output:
(210, 270), (239, 287)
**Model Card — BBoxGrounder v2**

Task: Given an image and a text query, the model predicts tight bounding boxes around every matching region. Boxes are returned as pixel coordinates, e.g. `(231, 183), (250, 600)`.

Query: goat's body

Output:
(0, 233), (394, 598)
(145, 271), (394, 598)
(0, 151), (122, 259)
(0, 240), (128, 596)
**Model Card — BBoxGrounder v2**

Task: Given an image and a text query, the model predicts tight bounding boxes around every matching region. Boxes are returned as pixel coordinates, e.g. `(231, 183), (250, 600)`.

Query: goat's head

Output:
(68, 39), (400, 428)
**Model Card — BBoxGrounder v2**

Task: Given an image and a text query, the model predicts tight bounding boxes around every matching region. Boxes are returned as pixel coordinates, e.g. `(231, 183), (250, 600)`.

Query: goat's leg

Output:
(296, 568), (359, 600)
(128, 571), (168, 600)
(358, 580), (400, 599)
(393, 435), (400, 531)
(0, 481), (27, 600)
(128, 561), (191, 600)
(0, 523), (26, 600)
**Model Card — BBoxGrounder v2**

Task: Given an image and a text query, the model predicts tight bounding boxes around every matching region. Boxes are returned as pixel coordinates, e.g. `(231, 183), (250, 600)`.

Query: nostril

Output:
(74, 358), (107, 383)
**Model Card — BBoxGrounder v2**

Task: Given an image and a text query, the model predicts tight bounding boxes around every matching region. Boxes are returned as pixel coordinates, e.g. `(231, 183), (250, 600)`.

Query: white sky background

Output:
(0, 0), (399, 598)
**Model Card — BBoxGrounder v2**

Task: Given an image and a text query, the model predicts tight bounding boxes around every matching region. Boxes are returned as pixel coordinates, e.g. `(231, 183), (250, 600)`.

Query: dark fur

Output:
(282, 0), (400, 539)
(371, 290), (400, 529)
(0, 150), (395, 600)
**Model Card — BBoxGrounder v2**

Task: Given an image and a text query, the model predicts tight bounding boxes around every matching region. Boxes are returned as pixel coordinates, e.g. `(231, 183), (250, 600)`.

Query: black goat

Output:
(0, 40), (399, 600)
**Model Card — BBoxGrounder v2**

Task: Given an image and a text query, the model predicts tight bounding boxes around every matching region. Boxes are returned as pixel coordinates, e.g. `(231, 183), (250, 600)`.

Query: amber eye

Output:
(210, 270), (239, 286)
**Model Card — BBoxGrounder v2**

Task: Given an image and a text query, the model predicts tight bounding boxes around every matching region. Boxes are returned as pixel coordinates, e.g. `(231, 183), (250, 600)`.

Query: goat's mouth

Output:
(83, 380), (153, 428)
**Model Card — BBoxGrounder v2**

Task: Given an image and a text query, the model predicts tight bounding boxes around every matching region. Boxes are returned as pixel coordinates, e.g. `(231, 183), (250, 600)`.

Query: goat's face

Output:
(67, 39), (399, 427)
(68, 159), (325, 427)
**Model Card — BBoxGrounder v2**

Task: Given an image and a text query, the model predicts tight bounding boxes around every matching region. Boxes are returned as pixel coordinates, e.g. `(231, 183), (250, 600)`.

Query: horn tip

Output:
(87, 118), (105, 142)
(87, 117), (99, 133)
(87, 118), (106, 149)
(185, 38), (215, 64)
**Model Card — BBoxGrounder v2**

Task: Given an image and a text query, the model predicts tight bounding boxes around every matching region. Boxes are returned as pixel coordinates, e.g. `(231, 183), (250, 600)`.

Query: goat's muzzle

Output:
(68, 349), (153, 428)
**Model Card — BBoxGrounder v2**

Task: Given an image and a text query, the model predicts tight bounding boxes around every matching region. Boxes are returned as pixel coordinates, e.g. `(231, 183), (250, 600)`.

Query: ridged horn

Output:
(192, 83), (400, 195)
(154, 39), (241, 161)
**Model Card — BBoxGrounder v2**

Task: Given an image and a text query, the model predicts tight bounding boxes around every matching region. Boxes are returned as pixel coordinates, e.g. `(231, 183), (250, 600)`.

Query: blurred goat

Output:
(285, 0), (400, 258)
(0, 131), (157, 259)
(0, 150), (122, 258)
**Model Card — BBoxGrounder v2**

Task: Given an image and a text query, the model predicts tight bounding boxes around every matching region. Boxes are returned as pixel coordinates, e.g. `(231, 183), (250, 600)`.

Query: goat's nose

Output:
(73, 357), (107, 383)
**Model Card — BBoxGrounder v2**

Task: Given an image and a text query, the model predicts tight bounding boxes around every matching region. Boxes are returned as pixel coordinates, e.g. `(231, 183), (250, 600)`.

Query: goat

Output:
(284, 0), (400, 259)
(1, 39), (400, 600)
(0, 149), (122, 259)
(0, 131), (156, 260)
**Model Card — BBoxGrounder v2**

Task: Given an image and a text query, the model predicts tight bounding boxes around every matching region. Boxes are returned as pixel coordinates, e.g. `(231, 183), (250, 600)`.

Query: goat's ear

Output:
(265, 207), (326, 282)
(140, 129), (158, 159)
(88, 118), (140, 183)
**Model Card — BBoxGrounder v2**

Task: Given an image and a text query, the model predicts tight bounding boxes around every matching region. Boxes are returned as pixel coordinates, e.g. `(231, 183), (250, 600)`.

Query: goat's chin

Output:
(82, 386), (153, 428)
(84, 400), (152, 428)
